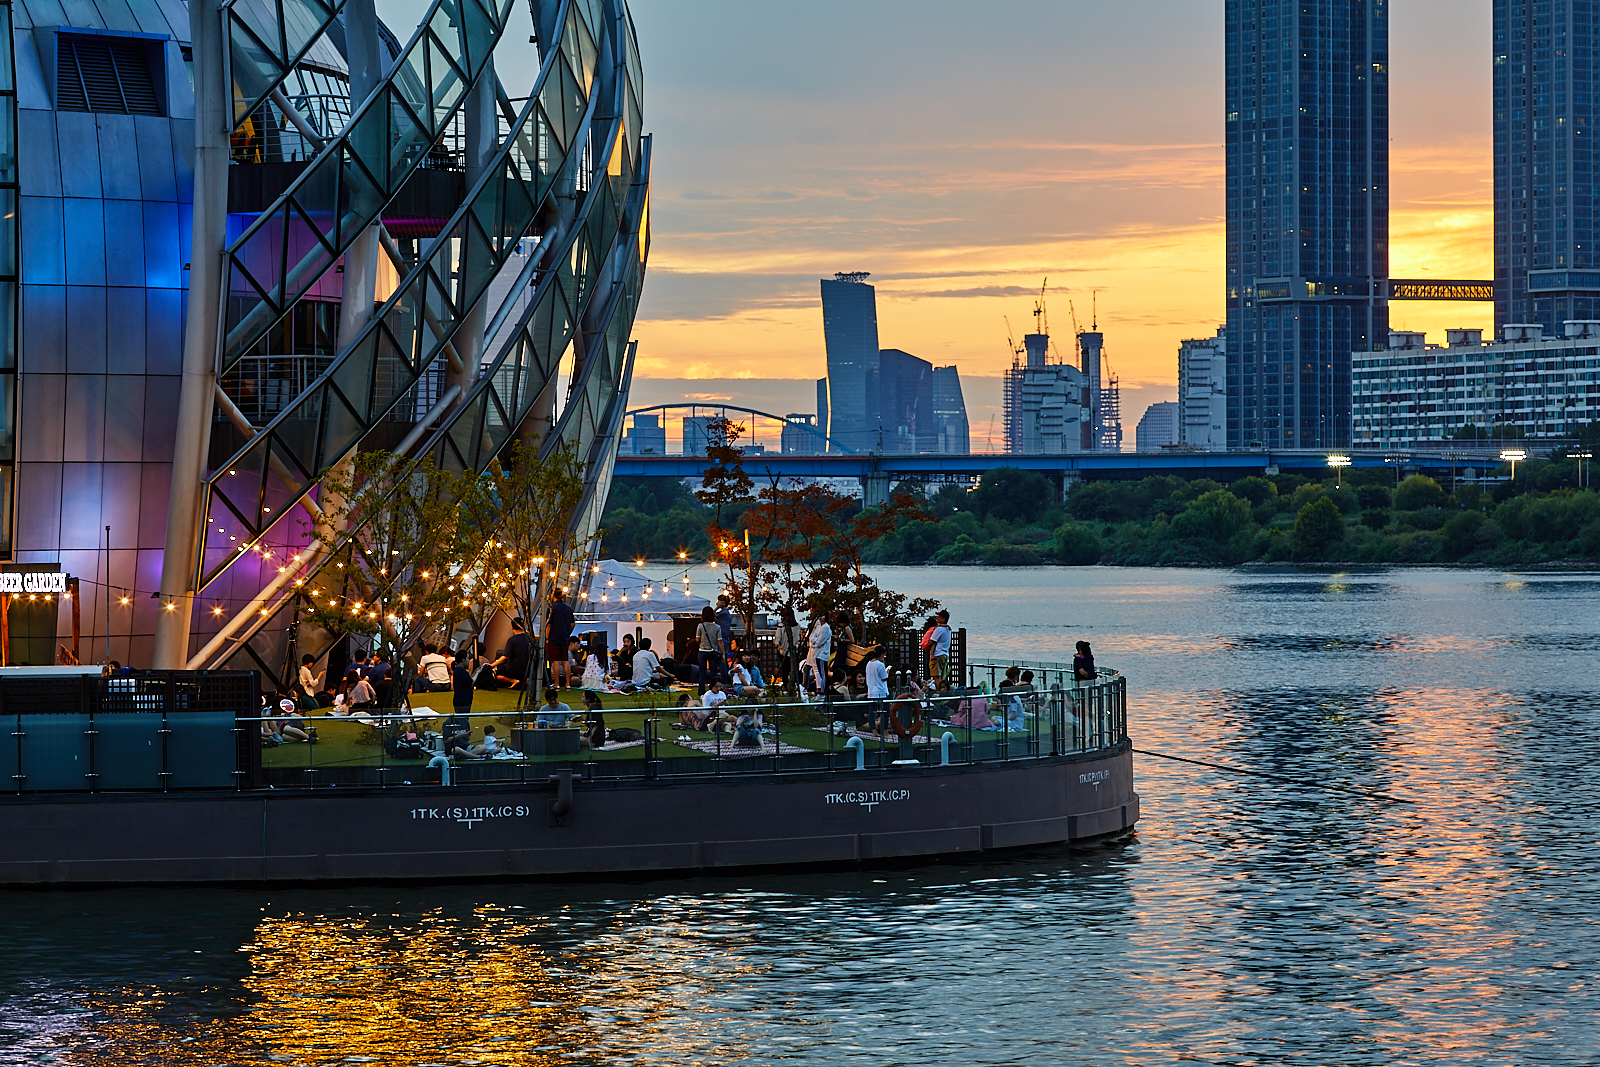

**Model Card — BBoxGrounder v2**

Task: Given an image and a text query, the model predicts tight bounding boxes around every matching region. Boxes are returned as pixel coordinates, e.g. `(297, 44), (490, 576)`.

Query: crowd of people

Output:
(258, 583), (1104, 753)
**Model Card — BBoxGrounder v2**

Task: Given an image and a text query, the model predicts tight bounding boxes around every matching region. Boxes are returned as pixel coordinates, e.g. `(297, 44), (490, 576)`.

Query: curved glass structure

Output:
(1, 0), (647, 674)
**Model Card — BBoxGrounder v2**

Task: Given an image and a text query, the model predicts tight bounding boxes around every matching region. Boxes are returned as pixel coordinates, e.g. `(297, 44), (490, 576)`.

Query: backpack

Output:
(475, 664), (498, 690)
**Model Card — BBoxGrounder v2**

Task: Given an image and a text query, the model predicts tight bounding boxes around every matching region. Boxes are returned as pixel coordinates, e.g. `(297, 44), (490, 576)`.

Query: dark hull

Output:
(0, 745), (1138, 886)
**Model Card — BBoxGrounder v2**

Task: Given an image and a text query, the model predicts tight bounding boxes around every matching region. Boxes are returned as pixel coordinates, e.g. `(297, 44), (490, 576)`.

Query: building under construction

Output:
(1003, 285), (1122, 453)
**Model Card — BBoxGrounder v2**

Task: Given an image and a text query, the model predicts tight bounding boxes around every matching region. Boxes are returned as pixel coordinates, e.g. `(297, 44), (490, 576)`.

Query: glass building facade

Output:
(0, 0), (650, 675)
(1225, 0), (1388, 449)
(819, 272), (880, 453)
(1495, 0), (1600, 331)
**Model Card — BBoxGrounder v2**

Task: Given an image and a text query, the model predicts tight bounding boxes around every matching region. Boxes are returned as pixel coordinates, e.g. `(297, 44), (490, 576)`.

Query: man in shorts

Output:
(545, 590), (575, 689)
(930, 609), (952, 690)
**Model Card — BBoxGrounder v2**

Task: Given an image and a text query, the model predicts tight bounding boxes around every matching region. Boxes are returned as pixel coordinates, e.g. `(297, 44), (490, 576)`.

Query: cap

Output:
(278, 699), (296, 711)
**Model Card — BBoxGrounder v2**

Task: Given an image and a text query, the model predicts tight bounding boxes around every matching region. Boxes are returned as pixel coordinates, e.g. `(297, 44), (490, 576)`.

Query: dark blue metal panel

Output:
(61, 196), (106, 285)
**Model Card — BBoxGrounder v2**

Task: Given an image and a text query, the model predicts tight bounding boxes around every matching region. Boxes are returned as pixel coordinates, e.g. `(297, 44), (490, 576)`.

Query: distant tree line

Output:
(600, 451), (1600, 568)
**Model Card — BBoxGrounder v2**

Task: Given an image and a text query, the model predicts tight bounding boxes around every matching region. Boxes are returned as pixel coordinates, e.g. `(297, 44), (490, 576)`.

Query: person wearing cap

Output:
(930, 610), (952, 690)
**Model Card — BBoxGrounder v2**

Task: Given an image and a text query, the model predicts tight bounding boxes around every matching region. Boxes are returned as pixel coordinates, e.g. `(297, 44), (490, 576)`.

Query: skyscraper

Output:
(1225, 0), (1387, 449)
(875, 348), (936, 453)
(820, 272), (880, 453)
(1495, 1), (1600, 330)
(931, 366), (970, 454)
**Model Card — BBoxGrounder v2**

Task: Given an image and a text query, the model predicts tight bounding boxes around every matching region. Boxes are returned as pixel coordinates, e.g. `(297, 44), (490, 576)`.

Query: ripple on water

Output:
(0, 566), (1597, 1066)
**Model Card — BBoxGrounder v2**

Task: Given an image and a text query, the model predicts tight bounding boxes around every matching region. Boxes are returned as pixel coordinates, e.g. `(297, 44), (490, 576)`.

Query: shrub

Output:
(1053, 522), (1104, 565)
(984, 543), (1045, 566)
(1293, 497), (1345, 559)
(1394, 475), (1447, 511)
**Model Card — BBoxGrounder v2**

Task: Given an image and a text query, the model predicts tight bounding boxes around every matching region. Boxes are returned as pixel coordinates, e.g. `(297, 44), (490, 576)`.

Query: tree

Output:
(1169, 490), (1253, 545)
(1053, 522), (1103, 565)
(1292, 497), (1346, 559)
(971, 467), (1055, 524)
(1394, 474), (1447, 512)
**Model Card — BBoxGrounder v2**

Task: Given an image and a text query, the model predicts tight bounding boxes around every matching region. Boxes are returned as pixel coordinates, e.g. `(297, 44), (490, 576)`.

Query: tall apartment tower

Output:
(1225, 0), (1388, 449)
(1179, 327), (1228, 450)
(820, 272), (880, 453)
(1495, 1), (1600, 330)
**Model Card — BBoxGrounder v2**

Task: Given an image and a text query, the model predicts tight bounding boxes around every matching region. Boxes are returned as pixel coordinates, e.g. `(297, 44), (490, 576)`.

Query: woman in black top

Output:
(1073, 641), (1096, 685)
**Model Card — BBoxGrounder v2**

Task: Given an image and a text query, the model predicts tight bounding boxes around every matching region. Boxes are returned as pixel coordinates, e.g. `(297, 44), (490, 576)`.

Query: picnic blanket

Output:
(673, 738), (813, 759)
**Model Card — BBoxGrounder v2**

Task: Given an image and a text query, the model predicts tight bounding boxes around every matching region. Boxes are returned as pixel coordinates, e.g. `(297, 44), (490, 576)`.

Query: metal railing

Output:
(0, 664), (1126, 793)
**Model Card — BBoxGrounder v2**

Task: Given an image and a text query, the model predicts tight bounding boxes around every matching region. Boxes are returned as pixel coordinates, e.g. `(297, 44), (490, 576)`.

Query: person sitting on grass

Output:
(729, 657), (762, 700)
(673, 691), (711, 732)
(536, 687), (574, 728)
(443, 710), (476, 758)
(470, 724), (506, 757)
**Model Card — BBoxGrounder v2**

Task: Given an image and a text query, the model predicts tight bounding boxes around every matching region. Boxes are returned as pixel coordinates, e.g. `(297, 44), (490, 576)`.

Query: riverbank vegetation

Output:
(600, 453), (1600, 568)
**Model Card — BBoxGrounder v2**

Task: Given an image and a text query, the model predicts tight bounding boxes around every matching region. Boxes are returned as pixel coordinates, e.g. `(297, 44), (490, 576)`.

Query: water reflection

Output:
(2, 567), (1598, 1064)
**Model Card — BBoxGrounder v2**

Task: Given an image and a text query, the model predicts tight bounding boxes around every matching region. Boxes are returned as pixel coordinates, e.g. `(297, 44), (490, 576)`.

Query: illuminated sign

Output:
(0, 572), (68, 595)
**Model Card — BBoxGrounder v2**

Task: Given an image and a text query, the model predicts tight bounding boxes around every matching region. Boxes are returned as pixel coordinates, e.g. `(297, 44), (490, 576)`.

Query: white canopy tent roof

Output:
(573, 559), (710, 622)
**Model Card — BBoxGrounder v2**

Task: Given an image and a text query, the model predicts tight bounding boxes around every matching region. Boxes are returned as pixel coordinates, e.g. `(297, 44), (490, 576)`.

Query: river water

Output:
(2, 566), (1597, 1065)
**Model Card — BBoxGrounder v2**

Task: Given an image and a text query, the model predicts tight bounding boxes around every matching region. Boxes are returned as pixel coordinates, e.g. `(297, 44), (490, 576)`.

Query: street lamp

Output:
(1326, 453), (1351, 488)
(1573, 450), (1593, 490)
(1500, 448), (1528, 485)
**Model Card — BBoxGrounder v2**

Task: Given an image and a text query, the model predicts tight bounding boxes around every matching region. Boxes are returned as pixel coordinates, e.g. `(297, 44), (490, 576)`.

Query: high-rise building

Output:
(874, 348), (935, 453)
(1495, 1), (1600, 331)
(682, 416), (722, 456)
(621, 414), (665, 455)
(1179, 327), (1228, 449)
(781, 413), (821, 455)
(931, 366), (970, 454)
(820, 272), (880, 453)
(1004, 322), (1091, 453)
(1353, 324), (1598, 445)
(1225, 0), (1388, 449)
(1136, 402), (1180, 452)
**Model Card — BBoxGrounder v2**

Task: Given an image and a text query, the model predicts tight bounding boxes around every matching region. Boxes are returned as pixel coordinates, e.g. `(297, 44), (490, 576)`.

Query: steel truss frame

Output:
(180, 0), (648, 673)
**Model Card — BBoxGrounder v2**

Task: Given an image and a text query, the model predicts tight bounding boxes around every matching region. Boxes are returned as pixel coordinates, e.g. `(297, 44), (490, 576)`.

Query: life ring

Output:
(888, 694), (923, 738)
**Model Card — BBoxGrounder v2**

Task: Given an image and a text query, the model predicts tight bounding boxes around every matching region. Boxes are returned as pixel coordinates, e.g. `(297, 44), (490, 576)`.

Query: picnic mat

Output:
(813, 726), (938, 745)
(673, 738), (813, 759)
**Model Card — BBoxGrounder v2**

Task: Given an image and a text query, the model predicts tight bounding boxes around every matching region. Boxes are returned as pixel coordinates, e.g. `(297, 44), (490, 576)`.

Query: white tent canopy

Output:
(573, 559), (710, 622)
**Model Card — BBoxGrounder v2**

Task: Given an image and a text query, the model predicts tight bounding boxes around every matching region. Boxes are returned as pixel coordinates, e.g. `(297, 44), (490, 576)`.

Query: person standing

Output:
(546, 591), (576, 689)
(808, 611), (832, 692)
(715, 595), (736, 677)
(930, 609), (952, 690)
(695, 606), (725, 696)
(451, 647), (475, 715)
(864, 646), (890, 733)
(1073, 640), (1096, 685)
(775, 605), (803, 691)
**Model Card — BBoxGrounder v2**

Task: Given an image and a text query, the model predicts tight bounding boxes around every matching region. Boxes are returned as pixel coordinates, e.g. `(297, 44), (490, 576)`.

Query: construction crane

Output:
(1034, 278), (1050, 336)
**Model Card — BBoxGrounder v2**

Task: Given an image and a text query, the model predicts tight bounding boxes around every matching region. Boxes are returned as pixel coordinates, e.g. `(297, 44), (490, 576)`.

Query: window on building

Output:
(56, 34), (163, 115)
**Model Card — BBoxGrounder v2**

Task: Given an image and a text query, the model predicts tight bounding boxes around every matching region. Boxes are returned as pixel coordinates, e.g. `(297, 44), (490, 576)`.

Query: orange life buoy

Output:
(888, 695), (923, 738)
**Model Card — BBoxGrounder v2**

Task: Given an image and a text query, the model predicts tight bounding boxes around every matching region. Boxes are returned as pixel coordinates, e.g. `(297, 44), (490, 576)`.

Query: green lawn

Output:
(263, 685), (902, 769)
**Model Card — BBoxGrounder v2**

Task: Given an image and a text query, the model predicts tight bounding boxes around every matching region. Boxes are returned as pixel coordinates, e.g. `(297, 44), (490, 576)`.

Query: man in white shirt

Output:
(864, 646), (891, 733)
(417, 643), (453, 691)
(631, 637), (669, 689)
(930, 610), (952, 690)
(808, 614), (832, 692)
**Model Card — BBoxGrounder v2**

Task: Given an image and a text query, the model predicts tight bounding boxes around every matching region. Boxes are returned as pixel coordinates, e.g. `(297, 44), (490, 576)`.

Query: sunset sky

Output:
(622, 0), (1497, 445)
